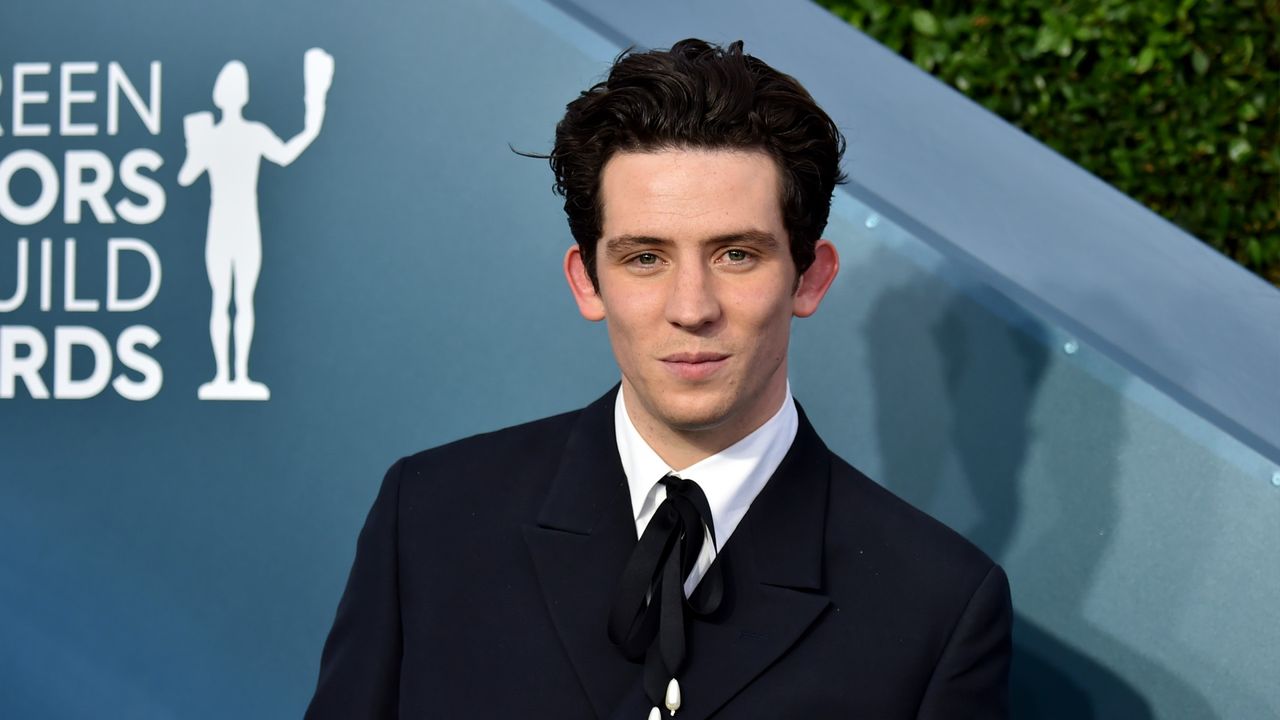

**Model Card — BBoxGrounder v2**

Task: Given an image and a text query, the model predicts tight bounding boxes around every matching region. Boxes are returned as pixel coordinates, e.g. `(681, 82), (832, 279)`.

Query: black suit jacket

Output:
(306, 387), (1011, 718)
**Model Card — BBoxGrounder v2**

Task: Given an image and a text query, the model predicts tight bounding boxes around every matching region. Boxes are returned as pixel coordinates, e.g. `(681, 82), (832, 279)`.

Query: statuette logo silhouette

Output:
(178, 48), (334, 401)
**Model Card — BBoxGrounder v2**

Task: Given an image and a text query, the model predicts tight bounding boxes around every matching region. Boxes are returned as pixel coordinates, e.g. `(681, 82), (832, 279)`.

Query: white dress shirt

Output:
(614, 383), (799, 596)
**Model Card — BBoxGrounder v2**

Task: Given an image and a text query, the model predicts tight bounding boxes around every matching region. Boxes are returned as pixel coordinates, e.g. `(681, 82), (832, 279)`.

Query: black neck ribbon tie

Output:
(608, 474), (724, 714)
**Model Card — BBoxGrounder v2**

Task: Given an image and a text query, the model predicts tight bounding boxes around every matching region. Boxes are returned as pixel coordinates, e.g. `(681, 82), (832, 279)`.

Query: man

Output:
(306, 39), (1010, 719)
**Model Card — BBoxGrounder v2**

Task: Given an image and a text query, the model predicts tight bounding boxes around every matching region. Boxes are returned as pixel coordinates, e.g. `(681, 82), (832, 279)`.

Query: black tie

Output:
(608, 474), (725, 713)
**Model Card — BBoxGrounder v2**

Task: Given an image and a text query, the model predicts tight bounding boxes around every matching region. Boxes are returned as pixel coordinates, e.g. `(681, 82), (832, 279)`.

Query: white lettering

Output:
(40, 238), (52, 311)
(107, 62), (161, 136)
(0, 149), (60, 225)
(0, 239), (28, 312)
(13, 63), (52, 137)
(59, 62), (99, 136)
(53, 325), (112, 399)
(64, 149), (116, 224)
(0, 325), (50, 399)
(116, 149), (165, 224)
(113, 325), (161, 400)
(62, 239), (99, 312)
(106, 238), (161, 312)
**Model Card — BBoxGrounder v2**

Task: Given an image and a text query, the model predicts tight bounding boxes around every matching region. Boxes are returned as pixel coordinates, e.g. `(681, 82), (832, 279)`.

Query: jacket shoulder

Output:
(826, 453), (998, 588)
(393, 407), (582, 501)
(822, 452), (1011, 687)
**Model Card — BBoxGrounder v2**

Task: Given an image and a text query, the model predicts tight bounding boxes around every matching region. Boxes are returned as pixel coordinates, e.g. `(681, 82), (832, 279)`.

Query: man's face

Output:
(565, 148), (838, 452)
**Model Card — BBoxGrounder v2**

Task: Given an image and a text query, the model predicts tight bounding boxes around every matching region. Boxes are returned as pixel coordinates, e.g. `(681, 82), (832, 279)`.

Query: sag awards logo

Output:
(0, 49), (334, 402)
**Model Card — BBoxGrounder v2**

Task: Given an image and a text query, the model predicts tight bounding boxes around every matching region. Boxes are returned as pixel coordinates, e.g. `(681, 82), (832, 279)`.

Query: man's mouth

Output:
(660, 352), (730, 381)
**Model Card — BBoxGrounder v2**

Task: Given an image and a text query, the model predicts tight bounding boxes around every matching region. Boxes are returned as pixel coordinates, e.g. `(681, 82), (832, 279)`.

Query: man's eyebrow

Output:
(603, 235), (672, 256)
(602, 230), (781, 255)
(708, 230), (781, 249)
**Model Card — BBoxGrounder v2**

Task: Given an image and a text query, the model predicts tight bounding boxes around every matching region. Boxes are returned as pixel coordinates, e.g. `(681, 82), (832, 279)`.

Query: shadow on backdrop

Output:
(861, 270), (1217, 718)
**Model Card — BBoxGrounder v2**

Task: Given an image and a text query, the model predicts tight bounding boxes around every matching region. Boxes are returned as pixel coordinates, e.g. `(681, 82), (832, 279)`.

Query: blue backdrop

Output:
(2, 1), (1276, 717)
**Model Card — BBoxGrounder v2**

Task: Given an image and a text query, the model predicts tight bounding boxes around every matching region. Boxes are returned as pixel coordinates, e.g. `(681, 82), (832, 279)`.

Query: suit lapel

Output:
(523, 387), (640, 718)
(610, 405), (834, 720)
(525, 391), (835, 720)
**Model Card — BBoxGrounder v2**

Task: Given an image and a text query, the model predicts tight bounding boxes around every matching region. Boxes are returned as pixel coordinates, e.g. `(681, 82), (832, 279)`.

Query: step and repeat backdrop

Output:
(0, 2), (627, 716)
(2, 1), (1276, 718)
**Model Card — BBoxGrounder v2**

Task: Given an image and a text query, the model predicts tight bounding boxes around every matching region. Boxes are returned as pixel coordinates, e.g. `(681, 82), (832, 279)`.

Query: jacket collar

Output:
(524, 386), (832, 719)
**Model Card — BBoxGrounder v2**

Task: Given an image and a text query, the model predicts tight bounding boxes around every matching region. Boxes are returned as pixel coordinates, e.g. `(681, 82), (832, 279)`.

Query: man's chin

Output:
(650, 399), (734, 434)
(623, 378), (743, 434)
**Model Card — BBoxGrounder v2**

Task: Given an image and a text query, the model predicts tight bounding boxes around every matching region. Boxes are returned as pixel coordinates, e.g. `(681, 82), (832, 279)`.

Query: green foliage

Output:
(817, 0), (1280, 286)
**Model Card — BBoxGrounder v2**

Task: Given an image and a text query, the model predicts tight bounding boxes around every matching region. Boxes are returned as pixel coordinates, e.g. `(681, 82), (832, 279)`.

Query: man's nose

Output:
(664, 262), (721, 330)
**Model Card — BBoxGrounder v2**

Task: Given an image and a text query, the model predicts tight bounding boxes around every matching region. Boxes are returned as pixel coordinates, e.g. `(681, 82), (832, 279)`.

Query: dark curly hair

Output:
(549, 38), (846, 287)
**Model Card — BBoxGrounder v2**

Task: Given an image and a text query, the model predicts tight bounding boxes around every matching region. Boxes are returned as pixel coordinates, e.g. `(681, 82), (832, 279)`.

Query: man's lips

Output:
(660, 352), (730, 380)
(661, 352), (730, 363)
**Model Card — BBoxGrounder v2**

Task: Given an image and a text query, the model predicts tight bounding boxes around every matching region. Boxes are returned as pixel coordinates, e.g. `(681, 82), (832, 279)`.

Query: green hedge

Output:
(816, 0), (1280, 286)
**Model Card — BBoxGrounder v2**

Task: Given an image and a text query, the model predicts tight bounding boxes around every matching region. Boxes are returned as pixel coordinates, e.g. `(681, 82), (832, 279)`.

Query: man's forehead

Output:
(597, 148), (786, 237)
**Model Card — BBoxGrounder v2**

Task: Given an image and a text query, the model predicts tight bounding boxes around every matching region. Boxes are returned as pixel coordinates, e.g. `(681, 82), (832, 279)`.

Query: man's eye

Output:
(635, 253), (659, 265)
(724, 249), (750, 262)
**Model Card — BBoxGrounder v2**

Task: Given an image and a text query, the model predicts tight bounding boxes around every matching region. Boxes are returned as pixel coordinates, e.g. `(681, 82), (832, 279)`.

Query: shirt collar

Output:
(613, 382), (799, 551)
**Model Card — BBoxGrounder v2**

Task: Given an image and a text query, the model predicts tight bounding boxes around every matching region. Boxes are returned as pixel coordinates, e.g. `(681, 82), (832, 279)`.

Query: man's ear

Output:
(564, 245), (606, 321)
(792, 239), (839, 318)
